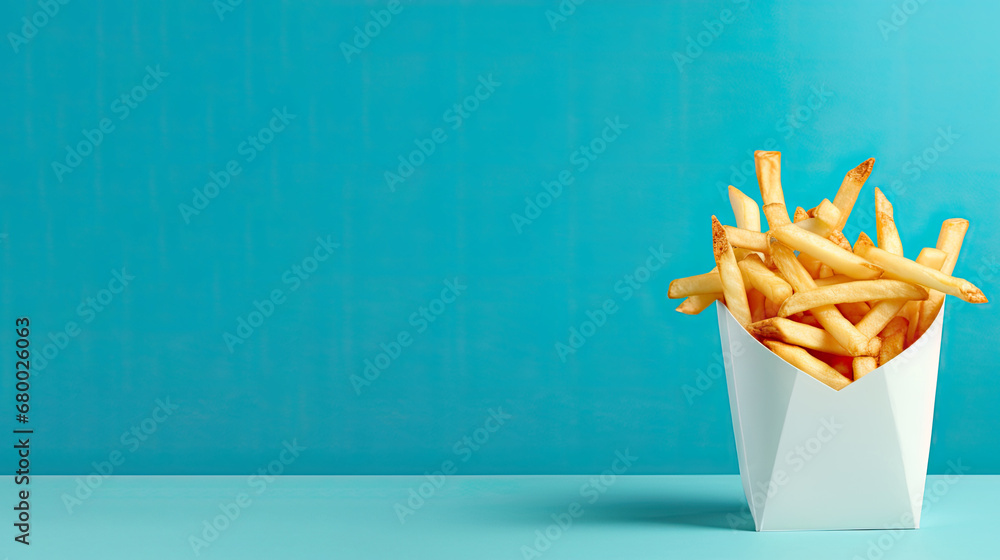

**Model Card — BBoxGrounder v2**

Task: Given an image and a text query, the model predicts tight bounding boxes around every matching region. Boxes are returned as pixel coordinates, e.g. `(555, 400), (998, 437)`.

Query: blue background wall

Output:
(1, 0), (997, 475)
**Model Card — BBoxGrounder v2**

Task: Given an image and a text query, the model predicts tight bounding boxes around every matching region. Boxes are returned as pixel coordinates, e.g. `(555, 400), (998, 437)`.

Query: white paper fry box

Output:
(717, 300), (945, 531)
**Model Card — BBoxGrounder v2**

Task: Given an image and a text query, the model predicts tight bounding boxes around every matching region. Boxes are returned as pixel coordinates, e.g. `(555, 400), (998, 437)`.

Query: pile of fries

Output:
(669, 151), (987, 390)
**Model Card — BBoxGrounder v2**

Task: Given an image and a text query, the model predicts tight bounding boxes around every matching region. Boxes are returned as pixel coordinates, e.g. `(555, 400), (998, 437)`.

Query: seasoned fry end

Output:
(754, 150), (781, 161)
(962, 283), (989, 303)
(854, 231), (875, 253)
(848, 157), (875, 183)
(747, 318), (780, 339)
(711, 215), (730, 257)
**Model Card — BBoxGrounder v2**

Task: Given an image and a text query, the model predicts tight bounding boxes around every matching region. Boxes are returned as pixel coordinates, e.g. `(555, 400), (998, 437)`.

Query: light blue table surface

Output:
(3, 475), (995, 559)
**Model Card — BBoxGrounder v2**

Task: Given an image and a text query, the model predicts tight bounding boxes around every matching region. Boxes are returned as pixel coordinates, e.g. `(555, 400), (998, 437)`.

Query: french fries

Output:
(728, 186), (761, 232)
(675, 293), (722, 315)
(814, 199), (842, 231)
(854, 242), (988, 303)
(776, 280), (928, 317)
(915, 219), (970, 339)
(853, 357), (878, 380)
(769, 240), (878, 357)
(669, 151), (987, 390)
(738, 254), (793, 305)
(712, 216), (752, 327)
(748, 289), (766, 323)
(771, 225), (883, 280)
(878, 316), (908, 366)
(668, 271), (722, 299)
(831, 158), (874, 230)
(763, 340), (850, 390)
(874, 187), (903, 256)
(724, 226), (771, 253)
(748, 317), (852, 356)
(755, 152), (786, 205)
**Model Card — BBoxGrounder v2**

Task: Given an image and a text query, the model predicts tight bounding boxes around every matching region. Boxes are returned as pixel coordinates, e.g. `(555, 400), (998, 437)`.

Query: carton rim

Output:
(716, 300), (946, 394)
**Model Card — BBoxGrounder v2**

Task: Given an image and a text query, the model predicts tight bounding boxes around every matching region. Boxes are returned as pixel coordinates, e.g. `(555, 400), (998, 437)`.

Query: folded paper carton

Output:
(717, 300), (944, 531)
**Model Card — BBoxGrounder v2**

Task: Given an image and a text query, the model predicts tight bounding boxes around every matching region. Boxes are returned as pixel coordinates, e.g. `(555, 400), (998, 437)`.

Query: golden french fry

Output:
(827, 230), (853, 253)
(915, 247), (948, 271)
(795, 313), (821, 327)
(728, 185), (761, 232)
(878, 316), (908, 365)
(755, 151), (785, 206)
(675, 293), (722, 315)
(793, 206), (809, 222)
(668, 271), (722, 298)
(855, 247), (948, 338)
(854, 243), (987, 303)
(815, 199), (842, 231)
(795, 217), (830, 236)
(771, 225), (883, 280)
(853, 356), (878, 379)
(738, 254), (793, 304)
(748, 288), (766, 322)
(713, 216), (752, 327)
(828, 355), (855, 379)
(762, 202), (791, 229)
(837, 301), (870, 323)
(854, 231), (874, 253)
(915, 219), (970, 339)
(769, 240), (878, 356)
(748, 317), (853, 356)
(899, 300), (921, 346)
(818, 264), (834, 279)
(814, 274), (854, 287)
(777, 280), (928, 317)
(874, 187), (903, 256)
(763, 340), (851, 390)
(798, 253), (824, 278)
(937, 219), (970, 275)
(764, 297), (780, 318)
(723, 226), (770, 253)
(832, 158), (875, 230)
